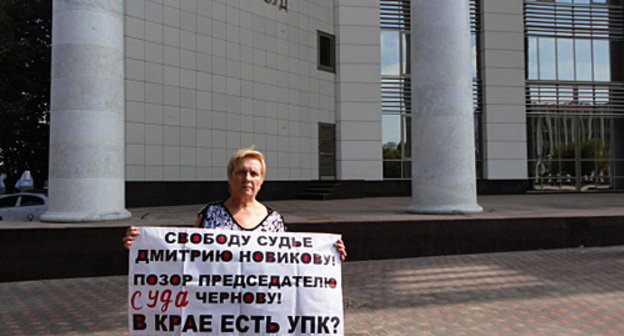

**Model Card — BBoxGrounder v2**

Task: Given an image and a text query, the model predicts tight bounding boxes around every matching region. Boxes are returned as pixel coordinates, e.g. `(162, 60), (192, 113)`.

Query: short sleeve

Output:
(265, 209), (286, 232)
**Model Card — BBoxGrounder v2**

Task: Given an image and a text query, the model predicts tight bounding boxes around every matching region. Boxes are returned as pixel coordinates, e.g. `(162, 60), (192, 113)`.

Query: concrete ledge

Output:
(2, 215), (623, 282)
(126, 179), (530, 207)
(290, 216), (624, 260)
(0, 226), (130, 282)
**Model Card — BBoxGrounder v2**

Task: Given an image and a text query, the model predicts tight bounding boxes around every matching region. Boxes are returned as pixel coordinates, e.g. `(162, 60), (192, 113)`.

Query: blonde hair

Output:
(227, 147), (266, 180)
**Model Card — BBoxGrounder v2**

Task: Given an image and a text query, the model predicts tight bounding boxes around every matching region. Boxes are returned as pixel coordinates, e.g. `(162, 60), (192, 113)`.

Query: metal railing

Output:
(380, 0), (410, 30)
(526, 81), (624, 116)
(525, 1), (624, 40)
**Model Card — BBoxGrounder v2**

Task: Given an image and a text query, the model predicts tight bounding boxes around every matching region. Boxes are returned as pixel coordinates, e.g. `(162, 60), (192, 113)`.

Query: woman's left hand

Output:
(334, 239), (347, 262)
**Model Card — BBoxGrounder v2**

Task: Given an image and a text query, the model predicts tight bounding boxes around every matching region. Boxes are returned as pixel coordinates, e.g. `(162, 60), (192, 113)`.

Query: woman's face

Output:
(229, 157), (264, 200)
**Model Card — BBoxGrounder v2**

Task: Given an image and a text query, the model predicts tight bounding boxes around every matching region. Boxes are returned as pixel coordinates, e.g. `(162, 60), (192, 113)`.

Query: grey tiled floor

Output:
(2, 245), (624, 335)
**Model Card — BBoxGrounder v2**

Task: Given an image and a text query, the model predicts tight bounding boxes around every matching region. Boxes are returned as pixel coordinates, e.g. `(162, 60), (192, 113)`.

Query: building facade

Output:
(381, 0), (623, 193)
(122, 0), (384, 183)
(43, 0), (624, 220)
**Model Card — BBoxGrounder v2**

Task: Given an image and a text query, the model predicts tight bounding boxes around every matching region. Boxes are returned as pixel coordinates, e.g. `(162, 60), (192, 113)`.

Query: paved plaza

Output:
(1, 245), (623, 335)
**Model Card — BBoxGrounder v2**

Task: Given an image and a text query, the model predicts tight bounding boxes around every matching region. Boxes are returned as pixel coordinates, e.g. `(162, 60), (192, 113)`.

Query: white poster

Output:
(128, 227), (344, 336)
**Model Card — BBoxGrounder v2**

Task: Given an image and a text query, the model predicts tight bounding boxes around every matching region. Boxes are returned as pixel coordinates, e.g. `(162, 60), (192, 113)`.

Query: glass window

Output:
(20, 195), (44, 206)
(381, 30), (400, 75)
(471, 34), (477, 79)
(593, 39), (611, 81)
(527, 1), (617, 83)
(0, 196), (19, 208)
(528, 37), (538, 80)
(381, 0), (482, 180)
(578, 86), (594, 103)
(317, 31), (335, 73)
(557, 39), (575, 80)
(558, 85), (575, 104)
(575, 39), (593, 81)
(539, 37), (557, 80)
(594, 86), (609, 104)
(527, 36), (611, 81)
(382, 114), (401, 150)
(403, 116), (411, 159)
(381, 30), (410, 76)
(526, 0), (624, 192)
(402, 161), (412, 178)
(383, 161), (401, 179)
(401, 32), (410, 75)
(529, 37), (613, 82)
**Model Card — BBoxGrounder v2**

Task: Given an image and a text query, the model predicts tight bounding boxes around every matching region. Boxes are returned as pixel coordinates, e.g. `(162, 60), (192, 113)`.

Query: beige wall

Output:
(334, 0), (383, 180)
(123, 0), (337, 181)
(480, 0), (528, 179)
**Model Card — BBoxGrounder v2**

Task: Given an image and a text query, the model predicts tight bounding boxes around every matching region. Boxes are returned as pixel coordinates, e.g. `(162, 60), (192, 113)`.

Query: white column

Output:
(42, 0), (130, 222)
(408, 0), (482, 214)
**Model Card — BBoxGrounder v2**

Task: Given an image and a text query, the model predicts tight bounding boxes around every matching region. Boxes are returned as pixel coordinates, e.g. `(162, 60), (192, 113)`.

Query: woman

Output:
(123, 148), (347, 261)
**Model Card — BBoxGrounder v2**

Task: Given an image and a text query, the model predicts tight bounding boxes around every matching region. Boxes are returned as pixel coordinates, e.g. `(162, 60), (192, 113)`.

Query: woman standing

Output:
(123, 148), (346, 261)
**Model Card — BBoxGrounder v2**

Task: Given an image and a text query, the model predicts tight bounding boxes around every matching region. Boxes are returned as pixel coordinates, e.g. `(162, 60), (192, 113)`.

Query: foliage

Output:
(382, 142), (402, 178)
(550, 138), (610, 176)
(0, 0), (51, 189)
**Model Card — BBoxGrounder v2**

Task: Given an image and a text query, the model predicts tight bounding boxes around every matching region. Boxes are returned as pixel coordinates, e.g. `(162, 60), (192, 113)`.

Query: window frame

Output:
(317, 30), (336, 73)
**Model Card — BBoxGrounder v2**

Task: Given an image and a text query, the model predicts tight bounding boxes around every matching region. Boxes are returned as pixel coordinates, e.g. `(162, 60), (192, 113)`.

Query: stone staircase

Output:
(299, 181), (341, 200)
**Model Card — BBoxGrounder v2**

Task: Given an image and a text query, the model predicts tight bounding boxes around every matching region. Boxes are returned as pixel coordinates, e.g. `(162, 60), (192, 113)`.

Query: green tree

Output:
(0, 0), (51, 190)
(382, 142), (402, 178)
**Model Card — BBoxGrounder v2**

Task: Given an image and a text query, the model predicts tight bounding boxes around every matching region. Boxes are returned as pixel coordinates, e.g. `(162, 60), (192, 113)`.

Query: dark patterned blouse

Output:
(197, 201), (286, 232)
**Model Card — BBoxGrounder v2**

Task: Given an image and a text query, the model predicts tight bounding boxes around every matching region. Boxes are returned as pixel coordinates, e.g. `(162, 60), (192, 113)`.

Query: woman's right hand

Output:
(122, 226), (140, 249)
